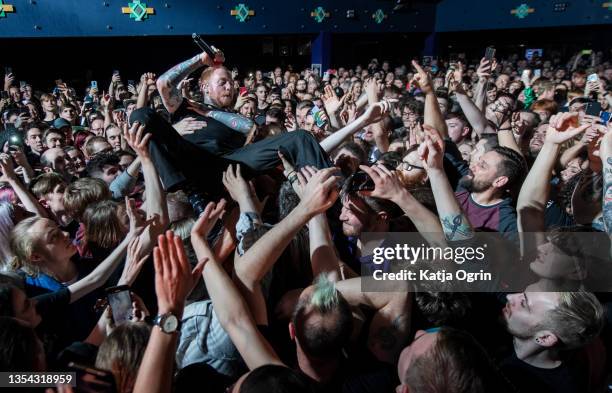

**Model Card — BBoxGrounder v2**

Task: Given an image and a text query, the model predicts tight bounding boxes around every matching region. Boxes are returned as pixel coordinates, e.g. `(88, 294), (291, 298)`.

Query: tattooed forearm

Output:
(207, 110), (255, 135)
(441, 213), (474, 241)
(603, 157), (612, 234)
(158, 54), (202, 111)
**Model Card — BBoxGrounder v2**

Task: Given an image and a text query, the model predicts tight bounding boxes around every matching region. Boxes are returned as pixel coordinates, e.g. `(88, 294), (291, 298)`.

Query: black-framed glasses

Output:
(399, 162), (425, 171)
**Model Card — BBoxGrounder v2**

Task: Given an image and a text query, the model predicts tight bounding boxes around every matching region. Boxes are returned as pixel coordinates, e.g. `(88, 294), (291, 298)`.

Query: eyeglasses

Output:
(399, 162), (424, 171)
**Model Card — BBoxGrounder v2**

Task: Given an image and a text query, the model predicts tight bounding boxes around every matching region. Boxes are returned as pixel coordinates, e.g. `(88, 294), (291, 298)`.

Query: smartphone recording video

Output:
(484, 47), (496, 62)
(106, 285), (132, 325)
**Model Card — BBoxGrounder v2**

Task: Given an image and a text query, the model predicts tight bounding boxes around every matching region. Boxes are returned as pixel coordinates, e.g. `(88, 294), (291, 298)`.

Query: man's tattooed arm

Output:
(157, 54), (202, 114)
(441, 213), (474, 241)
(184, 100), (256, 135)
(603, 157), (612, 234)
(207, 110), (256, 135)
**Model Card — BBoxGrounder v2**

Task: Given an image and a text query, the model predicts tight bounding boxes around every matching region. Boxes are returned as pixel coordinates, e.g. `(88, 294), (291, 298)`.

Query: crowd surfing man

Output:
(0, 46), (610, 393)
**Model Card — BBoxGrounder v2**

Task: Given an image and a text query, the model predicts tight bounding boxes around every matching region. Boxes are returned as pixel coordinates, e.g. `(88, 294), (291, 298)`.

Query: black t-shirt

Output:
(171, 100), (246, 155)
(500, 351), (588, 393)
(545, 200), (575, 229)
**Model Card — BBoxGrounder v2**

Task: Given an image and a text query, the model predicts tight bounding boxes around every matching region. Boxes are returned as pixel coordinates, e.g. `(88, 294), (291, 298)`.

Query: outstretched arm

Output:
(0, 156), (48, 218)
(205, 107), (256, 135)
(517, 113), (588, 256)
(233, 168), (340, 322)
(320, 100), (392, 153)
(453, 84), (494, 137)
(359, 164), (446, 247)
(190, 202), (283, 370)
(123, 122), (169, 256)
(157, 50), (223, 114)
(156, 54), (201, 114)
(137, 73), (157, 109)
(419, 125), (474, 241)
(412, 61), (448, 139)
(68, 198), (145, 303)
(133, 232), (205, 393)
(473, 58), (495, 111)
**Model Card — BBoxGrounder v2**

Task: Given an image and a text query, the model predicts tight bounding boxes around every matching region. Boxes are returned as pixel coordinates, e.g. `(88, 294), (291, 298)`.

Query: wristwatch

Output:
(153, 312), (181, 334)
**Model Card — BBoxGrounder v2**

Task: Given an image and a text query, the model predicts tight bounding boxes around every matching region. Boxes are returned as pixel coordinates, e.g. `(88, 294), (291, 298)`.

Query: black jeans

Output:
(130, 108), (332, 196)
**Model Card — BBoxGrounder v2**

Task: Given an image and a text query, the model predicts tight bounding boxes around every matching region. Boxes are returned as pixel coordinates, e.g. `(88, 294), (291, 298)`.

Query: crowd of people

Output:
(0, 44), (611, 393)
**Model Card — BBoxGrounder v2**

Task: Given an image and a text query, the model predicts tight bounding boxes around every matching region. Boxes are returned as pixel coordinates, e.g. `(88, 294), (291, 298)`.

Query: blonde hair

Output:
(8, 216), (45, 276)
(539, 291), (604, 349)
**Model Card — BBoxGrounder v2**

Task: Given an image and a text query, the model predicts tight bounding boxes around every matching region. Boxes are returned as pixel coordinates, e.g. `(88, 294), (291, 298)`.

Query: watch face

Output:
(162, 314), (179, 332)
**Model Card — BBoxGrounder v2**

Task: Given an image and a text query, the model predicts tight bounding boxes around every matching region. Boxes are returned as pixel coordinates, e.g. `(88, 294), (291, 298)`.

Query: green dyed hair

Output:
(310, 274), (339, 312)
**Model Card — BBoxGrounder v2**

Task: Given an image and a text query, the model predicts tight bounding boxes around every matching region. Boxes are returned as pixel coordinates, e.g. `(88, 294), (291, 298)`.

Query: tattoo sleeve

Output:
(158, 54), (202, 113)
(603, 157), (612, 234)
(441, 213), (474, 241)
(207, 110), (255, 135)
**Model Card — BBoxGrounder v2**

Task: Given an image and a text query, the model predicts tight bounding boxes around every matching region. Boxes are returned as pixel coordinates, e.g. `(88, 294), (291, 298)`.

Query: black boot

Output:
(184, 182), (209, 217)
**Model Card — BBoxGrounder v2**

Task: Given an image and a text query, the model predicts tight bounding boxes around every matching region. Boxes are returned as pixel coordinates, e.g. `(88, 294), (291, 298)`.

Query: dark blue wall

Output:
(435, 0), (612, 32)
(1, 1), (609, 40)
(0, 0), (436, 37)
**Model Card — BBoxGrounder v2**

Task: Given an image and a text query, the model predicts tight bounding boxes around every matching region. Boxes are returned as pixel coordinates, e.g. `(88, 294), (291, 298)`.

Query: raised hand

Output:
(128, 83), (139, 97)
(295, 167), (340, 217)
(222, 164), (251, 203)
(284, 113), (297, 131)
(10, 146), (29, 169)
(222, 164), (268, 213)
(190, 200), (227, 242)
(153, 231), (206, 315)
(418, 125), (445, 170)
(123, 121), (152, 159)
(545, 113), (589, 145)
(125, 196), (147, 238)
(119, 235), (149, 286)
(362, 99), (395, 125)
(234, 91), (248, 109)
(476, 58), (494, 81)
(409, 122), (425, 147)
(201, 46), (225, 66)
(450, 61), (464, 84)
(358, 164), (406, 201)
(321, 85), (344, 114)
(4, 73), (15, 91)
(144, 73), (157, 87)
(580, 124), (604, 145)
(365, 77), (384, 104)
(0, 154), (17, 182)
(111, 73), (121, 85)
(411, 60), (433, 94)
(100, 92), (113, 112)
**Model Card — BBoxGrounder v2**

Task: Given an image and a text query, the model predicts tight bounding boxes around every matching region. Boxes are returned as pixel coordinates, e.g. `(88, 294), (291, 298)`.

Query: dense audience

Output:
(0, 47), (611, 393)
